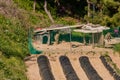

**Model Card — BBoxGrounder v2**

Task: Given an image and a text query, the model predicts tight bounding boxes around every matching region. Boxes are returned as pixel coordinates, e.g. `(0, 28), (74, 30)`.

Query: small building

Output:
(33, 24), (83, 45)
(74, 23), (110, 47)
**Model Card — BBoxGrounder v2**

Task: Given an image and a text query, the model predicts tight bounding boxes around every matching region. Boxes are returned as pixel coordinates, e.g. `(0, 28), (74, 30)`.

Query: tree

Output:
(55, 0), (60, 6)
(87, 0), (91, 18)
(33, 0), (36, 12)
(44, 0), (54, 24)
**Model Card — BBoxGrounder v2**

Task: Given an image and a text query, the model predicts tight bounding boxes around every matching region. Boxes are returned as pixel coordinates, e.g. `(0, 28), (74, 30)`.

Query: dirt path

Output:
(69, 55), (89, 80)
(48, 55), (66, 80)
(89, 56), (114, 80)
(109, 53), (120, 69)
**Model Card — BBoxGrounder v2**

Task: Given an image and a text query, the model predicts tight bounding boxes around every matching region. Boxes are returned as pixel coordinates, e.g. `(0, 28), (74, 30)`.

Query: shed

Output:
(74, 23), (110, 48)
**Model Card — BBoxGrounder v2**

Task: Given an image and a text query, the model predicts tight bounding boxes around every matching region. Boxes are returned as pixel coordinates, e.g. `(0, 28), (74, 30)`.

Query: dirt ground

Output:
(25, 41), (120, 80)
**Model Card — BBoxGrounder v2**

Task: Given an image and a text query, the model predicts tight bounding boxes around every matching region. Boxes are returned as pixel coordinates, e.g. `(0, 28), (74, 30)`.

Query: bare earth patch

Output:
(25, 42), (120, 80)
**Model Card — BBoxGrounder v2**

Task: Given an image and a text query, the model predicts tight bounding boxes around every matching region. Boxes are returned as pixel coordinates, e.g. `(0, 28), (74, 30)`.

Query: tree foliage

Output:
(14, 0), (120, 27)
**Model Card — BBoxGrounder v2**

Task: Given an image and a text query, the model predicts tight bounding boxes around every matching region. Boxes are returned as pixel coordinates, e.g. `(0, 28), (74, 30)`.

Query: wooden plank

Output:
(74, 29), (102, 33)
(34, 24), (83, 33)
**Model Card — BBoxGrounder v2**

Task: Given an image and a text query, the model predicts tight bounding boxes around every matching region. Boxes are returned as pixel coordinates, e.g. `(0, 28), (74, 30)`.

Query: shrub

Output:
(113, 43), (120, 55)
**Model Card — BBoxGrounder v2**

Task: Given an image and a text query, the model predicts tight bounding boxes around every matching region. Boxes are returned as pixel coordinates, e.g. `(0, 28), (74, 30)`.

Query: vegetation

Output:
(103, 54), (120, 75)
(113, 43), (120, 55)
(0, 4), (28, 79)
(0, 0), (120, 79)
(0, 54), (27, 80)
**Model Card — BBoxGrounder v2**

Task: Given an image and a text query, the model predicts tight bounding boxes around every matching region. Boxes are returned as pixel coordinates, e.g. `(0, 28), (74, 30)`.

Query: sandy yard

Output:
(25, 42), (120, 80)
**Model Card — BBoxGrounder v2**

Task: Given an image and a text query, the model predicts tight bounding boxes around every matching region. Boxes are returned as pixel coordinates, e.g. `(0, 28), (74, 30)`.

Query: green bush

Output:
(113, 43), (120, 54)
(0, 15), (28, 58)
(13, 0), (33, 11)
(0, 55), (27, 80)
(0, 14), (28, 79)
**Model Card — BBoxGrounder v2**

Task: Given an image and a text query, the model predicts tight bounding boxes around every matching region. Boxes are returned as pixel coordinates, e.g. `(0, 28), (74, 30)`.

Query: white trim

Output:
(74, 29), (102, 33)
(34, 24), (83, 33)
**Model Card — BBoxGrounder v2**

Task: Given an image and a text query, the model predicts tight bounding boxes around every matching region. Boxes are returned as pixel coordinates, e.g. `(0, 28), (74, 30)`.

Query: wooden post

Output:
(40, 35), (43, 44)
(54, 32), (60, 44)
(92, 33), (94, 48)
(101, 32), (104, 46)
(69, 29), (72, 53)
(47, 32), (51, 45)
(83, 34), (86, 45)
(98, 32), (104, 46)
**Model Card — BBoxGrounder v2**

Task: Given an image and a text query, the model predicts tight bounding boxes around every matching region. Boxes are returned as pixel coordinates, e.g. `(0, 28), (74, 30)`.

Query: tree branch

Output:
(44, 0), (54, 24)
(33, 0), (36, 12)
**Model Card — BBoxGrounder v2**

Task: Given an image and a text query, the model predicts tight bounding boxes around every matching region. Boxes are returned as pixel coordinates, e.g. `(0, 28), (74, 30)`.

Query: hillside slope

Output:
(0, 0), (47, 79)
